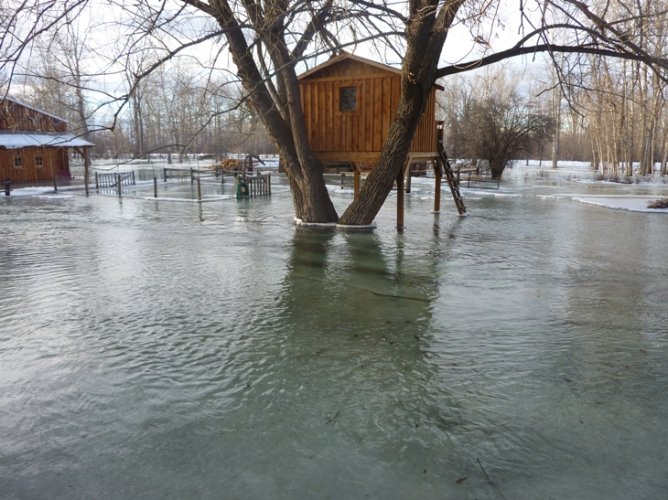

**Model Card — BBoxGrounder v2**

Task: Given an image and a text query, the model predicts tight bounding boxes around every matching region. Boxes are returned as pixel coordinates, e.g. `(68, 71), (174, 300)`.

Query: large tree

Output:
(2, 0), (667, 225)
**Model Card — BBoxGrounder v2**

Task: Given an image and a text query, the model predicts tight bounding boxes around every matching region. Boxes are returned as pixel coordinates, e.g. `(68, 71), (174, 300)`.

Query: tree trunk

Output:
(551, 84), (561, 169)
(212, 0), (338, 224)
(490, 159), (505, 180)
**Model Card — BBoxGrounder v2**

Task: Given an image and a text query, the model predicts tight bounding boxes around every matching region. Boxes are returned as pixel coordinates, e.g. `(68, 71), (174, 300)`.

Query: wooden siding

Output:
(299, 57), (439, 168)
(0, 100), (67, 133)
(0, 147), (68, 183)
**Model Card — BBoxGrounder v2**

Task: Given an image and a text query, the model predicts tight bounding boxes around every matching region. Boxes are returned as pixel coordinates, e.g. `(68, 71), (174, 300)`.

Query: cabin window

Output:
(36, 155), (44, 168)
(14, 153), (23, 168)
(339, 86), (357, 112)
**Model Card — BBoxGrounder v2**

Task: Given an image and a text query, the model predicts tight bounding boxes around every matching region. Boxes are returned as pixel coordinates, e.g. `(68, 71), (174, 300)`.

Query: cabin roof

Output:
(298, 52), (402, 80)
(2, 96), (68, 125)
(0, 131), (94, 149)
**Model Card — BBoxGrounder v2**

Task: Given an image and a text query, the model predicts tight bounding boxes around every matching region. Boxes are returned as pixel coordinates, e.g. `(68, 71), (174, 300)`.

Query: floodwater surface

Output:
(1, 168), (667, 499)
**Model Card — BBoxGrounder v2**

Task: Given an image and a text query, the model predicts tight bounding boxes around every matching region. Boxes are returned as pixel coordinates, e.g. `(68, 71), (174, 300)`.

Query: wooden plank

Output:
(351, 79), (360, 151)
(381, 77), (392, 146)
(364, 79), (374, 151)
(332, 82), (341, 151)
(312, 81), (320, 150)
(372, 78), (383, 150)
(324, 81), (333, 152)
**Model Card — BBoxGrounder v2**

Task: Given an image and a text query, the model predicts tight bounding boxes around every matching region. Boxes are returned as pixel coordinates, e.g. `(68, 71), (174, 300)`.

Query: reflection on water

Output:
(1, 176), (667, 499)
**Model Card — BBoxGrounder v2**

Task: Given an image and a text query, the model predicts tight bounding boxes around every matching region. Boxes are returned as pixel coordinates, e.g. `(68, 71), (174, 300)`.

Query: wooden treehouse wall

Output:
(299, 58), (437, 168)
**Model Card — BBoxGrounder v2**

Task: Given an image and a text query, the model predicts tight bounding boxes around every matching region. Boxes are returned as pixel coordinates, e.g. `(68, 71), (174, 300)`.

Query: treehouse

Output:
(0, 96), (93, 189)
(298, 53), (465, 225)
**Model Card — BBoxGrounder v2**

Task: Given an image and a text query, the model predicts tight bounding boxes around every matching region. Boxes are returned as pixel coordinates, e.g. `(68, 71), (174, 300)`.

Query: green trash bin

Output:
(236, 177), (249, 199)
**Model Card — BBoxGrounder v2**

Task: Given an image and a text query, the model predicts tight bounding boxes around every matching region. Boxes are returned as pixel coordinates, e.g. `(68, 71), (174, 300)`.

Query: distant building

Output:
(0, 96), (93, 185)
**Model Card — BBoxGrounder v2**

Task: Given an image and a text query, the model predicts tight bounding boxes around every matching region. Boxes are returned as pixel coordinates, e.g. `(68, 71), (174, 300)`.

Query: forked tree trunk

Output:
(281, 154), (338, 223)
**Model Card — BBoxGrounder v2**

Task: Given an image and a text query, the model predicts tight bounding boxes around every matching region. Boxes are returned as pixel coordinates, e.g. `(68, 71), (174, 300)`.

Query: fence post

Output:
(132, 171), (136, 185)
(163, 168), (167, 182)
(53, 175), (58, 193)
(153, 177), (158, 198)
(267, 174), (271, 195)
(95, 172), (99, 190)
(190, 168), (195, 184)
(196, 176), (202, 202)
(4, 180), (10, 196)
(117, 173), (122, 197)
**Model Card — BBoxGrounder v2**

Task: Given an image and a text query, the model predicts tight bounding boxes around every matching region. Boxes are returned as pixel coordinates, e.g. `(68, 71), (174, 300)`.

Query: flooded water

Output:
(1, 167), (667, 499)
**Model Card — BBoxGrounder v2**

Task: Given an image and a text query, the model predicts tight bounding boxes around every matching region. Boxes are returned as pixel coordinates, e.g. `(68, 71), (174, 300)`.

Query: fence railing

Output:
(95, 171), (136, 189)
(243, 174), (271, 197)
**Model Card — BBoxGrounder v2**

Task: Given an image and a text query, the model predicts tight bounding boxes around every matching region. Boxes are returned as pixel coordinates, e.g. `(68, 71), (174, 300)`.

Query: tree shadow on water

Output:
(225, 227), (470, 483)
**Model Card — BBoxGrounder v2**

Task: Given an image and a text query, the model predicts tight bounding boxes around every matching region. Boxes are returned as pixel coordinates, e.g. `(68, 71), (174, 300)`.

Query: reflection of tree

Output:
(213, 227), (472, 494)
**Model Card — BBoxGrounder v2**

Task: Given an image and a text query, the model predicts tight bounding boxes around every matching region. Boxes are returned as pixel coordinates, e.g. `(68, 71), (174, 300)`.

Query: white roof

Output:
(0, 132), (94, 149)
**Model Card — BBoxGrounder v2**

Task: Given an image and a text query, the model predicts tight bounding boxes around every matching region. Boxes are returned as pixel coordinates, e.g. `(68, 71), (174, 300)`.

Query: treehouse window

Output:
(36, 155), (44, 168)
(339, 86), (357, 112)
(14, 154), (23, 168)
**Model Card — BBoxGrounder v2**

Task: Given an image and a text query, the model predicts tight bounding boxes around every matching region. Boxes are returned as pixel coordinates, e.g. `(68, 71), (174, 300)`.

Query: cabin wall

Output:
(0, 147), (66, 183)
(300, 70), (438, 167)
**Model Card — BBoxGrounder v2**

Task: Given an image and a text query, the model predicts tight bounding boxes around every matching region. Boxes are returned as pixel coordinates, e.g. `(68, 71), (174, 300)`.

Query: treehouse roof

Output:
(298, 52), (444, 90)
(299, 52), (402, 80)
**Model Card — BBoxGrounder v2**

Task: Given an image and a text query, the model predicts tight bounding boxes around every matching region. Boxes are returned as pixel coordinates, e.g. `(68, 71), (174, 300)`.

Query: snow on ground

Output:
(1, 186), (74, 199)
(571, 195), (668, 213)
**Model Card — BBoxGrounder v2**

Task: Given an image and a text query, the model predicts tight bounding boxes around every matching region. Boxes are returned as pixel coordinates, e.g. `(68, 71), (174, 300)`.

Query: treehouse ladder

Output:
(437, 141), (467, 215)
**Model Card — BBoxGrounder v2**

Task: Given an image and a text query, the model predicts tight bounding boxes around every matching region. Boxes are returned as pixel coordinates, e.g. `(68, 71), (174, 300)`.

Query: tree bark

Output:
(490, 159), (505, 180)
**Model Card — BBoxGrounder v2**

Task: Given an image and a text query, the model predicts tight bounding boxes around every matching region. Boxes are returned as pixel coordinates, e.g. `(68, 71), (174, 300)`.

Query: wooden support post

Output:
(153, 177), (158, 198)
(353, 169), (360, 199)
(405, 165), (412, 193)
(117, 173), (122, 197)
(396, 172), (405, 231)
(53, 175), (58, 193)
(4, 180), (10, 196)
(196, 176), (202, 202)
(95, 171), (99, 191)
(163, 168), (167, 182)
(434, 164), (442, 213)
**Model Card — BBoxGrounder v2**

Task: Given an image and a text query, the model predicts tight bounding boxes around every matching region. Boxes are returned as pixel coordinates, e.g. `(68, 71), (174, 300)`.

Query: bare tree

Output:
(442, 71), (554, 179)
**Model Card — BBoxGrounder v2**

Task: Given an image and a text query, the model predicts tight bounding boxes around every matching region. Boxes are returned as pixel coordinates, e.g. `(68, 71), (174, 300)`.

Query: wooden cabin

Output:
(298, 53), (465, 226)
(0, 97), (93, 186)
(298, 52), (440, 172)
